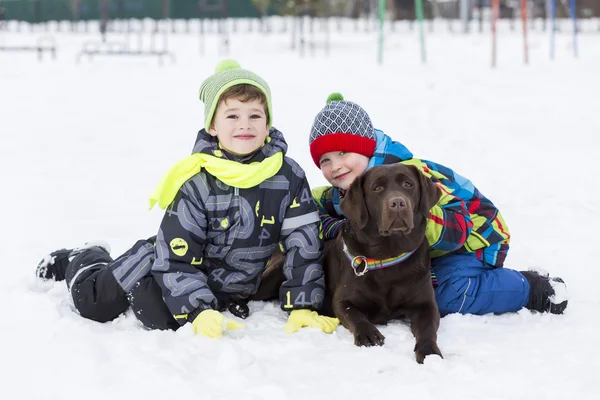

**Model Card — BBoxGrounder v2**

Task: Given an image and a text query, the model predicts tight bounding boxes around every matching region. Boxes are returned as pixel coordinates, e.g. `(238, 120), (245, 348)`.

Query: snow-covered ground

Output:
(1, 18), (599, 400)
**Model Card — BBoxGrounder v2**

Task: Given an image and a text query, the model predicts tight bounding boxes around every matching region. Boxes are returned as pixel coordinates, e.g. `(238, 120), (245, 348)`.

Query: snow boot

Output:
(36, 241), (111, 282)
(520, 270), (568, 314)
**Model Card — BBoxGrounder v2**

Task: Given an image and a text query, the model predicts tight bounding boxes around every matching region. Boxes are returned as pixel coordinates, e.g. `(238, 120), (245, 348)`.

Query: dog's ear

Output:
(340, 174), (369, 229)
(410, 165), (442, 215)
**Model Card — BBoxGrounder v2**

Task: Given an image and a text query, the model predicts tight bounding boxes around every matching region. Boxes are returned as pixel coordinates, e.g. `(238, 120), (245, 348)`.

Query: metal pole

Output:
(415, 0), (426, 64)
(377, 0), (385, 65)
(0, 0), (5, 32)
(72, 0), (80, 28)
(522, 0), (529, 64)
(570, 0), (578, 57)
(550, 0), (556, 59)
(100, 0), (109, 41)
(492, 0), (500, 67)
(460, 0), (469, 33)
(479, 0), (484, 33)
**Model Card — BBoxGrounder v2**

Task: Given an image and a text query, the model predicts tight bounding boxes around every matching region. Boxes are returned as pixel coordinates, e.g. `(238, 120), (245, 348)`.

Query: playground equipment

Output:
(0, 34), (57, 61)
(76, 28), (175, 64)
(76, 0), (175, 64)
(490, 0), (577, 67)
(550, 0), (578, 59)
(198, 0), (229, 56)
(0, 0), (591, 67)
(0, 0), (57, 60)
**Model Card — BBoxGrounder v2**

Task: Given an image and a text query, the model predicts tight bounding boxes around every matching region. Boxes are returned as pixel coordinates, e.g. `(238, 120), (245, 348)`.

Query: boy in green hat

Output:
(35, 60), (339, 338)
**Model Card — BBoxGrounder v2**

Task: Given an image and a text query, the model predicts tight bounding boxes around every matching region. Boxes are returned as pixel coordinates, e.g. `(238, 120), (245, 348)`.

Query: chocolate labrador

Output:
(249, 164), (443, 363)
(325, 163), (442, 363)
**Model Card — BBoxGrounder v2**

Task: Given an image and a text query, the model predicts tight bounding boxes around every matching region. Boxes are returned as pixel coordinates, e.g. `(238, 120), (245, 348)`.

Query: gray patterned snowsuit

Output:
(66, 128), (325, 329)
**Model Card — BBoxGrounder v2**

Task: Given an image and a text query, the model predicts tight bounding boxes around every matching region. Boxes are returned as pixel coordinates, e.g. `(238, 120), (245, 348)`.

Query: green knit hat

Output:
(199, 59), (273, 131)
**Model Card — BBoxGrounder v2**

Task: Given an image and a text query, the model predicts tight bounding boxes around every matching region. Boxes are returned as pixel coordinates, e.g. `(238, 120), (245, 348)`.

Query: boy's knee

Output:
(65, 247), (113, 288)
(129, 277), (179, 331)
(71, 268), (129, 323)
(435, 276), (478, 316)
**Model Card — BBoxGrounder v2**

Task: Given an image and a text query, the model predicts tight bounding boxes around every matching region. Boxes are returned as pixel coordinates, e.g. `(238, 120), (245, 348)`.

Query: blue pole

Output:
(570, 0), (578, 57)
(550, 0), (556, 59)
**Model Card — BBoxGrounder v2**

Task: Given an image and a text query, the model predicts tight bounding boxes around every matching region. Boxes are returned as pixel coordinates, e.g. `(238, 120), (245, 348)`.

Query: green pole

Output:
(415, 0), (426, 64)
(378, 0), (385, 65)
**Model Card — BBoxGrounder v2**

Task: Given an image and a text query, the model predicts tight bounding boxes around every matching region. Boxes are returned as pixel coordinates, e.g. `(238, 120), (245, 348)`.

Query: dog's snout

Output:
(388, 196), (407, 209)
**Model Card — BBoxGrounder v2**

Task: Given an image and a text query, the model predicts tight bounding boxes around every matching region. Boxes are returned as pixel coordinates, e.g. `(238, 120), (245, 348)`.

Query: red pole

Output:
(521, 0), (529, 64)
(492, 0), (500, 68)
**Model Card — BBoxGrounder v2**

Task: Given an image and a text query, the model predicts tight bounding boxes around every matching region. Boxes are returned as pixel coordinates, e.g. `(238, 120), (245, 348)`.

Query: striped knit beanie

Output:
(309, 93), (376, 168)
(199, 59), (272, 131)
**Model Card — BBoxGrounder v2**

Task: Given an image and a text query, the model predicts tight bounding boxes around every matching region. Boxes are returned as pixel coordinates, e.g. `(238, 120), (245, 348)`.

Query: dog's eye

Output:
(403, 181), (414, 188)
(374, 185), (384, 192)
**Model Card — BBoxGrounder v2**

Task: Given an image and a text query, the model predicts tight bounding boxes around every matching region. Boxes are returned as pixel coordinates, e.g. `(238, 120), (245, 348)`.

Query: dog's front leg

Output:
(334, 299), (384, 347)
(409, 303), (443, 364)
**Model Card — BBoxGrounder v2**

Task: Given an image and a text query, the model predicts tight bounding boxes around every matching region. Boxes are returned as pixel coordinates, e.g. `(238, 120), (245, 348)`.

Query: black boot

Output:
(228, 299), (250, 319)
(36, 241), (111, 282)
(520, 270), (568, 314)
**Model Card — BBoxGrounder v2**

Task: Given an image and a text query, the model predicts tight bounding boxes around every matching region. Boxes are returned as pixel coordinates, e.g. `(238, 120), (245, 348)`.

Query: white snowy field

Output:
(1, 17), (599, 400)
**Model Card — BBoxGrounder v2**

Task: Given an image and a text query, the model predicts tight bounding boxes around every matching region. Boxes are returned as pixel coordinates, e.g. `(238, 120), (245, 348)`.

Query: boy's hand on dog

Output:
(192, 309), (245, 338)
(284, 309), (340, 334)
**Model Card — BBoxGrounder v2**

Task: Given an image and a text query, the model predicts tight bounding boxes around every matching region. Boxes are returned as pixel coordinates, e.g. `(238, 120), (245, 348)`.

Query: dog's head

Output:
(340, 164), (441, 236)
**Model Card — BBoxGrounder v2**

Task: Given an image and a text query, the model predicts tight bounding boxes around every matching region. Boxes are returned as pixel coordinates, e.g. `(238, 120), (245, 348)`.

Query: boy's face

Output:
(319, 151), (370, 190)
(209, 98), (269, 156)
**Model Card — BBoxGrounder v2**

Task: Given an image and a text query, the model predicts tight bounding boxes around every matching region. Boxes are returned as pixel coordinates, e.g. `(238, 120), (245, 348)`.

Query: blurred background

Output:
(1, 0), (597, 261)
(1, 1), (599, 26)
(0, 0), (598, 65)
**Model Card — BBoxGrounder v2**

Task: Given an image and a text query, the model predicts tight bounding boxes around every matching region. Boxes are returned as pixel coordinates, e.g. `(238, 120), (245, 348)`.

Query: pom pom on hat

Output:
(215, 59), (241, 73)
(309, 94), (376, 168)
(326, 92), (344, 104)
(199, 59), (273, 132)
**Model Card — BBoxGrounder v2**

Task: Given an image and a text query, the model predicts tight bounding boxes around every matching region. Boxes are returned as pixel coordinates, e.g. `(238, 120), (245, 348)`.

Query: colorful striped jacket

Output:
(312, 130), (510, 268)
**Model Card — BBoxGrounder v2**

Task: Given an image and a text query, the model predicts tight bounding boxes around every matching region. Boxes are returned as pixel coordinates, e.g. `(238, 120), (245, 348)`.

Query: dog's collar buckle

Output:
(342, 239), (416, 277)
(351, 255), (369, 277)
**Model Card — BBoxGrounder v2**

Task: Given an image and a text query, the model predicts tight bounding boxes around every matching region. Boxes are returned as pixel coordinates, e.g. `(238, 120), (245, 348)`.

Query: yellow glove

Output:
(284, 309), (340, 334)
(192, 309), (244, 338)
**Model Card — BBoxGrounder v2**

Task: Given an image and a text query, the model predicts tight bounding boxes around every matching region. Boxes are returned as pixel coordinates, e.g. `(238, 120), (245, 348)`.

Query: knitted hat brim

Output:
(204, 79), (273, 131)
(309, 133), (376, 168)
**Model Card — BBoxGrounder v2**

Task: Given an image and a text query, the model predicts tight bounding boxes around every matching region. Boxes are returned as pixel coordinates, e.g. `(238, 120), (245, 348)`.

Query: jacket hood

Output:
(366, 129), (414, 169)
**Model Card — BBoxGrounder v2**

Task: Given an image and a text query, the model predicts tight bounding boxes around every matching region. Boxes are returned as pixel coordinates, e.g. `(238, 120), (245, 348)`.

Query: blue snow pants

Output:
(431, 254), (530, 316)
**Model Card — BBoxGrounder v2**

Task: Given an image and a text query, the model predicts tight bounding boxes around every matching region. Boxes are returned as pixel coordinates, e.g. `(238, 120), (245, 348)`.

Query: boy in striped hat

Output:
(35, 60), (339, 338)
(310, 93), (568, 317)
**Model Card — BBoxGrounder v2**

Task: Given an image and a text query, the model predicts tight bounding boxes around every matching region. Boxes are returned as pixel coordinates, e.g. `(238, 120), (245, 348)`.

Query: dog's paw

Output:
(414, 342), (443, 364)
(353, 322), (385, 347)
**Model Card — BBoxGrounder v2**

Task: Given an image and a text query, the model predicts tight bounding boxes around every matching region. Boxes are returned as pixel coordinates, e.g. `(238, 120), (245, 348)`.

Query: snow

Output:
(1, 17), (599, 400)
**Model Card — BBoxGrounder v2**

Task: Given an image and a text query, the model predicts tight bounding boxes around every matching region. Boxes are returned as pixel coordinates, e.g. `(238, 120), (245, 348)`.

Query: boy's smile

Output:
(209, 98), (269, 156)
(333, 171), (350, 181)
(319, 151), (370, 190)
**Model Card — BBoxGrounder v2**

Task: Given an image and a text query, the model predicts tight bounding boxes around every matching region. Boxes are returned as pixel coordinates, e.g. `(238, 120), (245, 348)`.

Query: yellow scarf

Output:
(149, 152), (283, 210)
